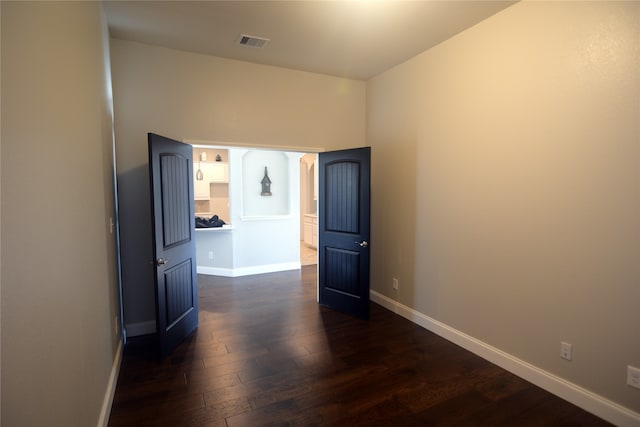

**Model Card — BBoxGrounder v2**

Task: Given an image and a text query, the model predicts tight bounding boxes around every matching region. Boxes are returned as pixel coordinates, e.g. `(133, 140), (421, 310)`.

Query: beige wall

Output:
(1, 2), (121, 425)
(368, 0), (639, 414)
(110, 39), (366, 330)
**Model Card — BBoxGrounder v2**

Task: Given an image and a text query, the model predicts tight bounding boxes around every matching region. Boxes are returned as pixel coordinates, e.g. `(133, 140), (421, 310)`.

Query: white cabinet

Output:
(194, 163), (212, 200)
(193, 162), (229, 200)
(209, 163), (228, 183)
(303, 214), (318, 248)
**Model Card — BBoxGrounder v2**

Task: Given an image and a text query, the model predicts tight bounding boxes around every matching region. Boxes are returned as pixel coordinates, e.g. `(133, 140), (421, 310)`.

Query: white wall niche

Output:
(241, 149), (290, 218)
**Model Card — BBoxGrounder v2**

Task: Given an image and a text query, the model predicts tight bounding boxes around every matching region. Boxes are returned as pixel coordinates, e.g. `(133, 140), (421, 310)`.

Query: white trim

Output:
(197, 266), (235, 276)
(97, 339), (123, 427)
(370, 290), (640, 427)
(197, 262), (301, 277)
(125, 320), (156, 337)
(186, 139), (324, 153)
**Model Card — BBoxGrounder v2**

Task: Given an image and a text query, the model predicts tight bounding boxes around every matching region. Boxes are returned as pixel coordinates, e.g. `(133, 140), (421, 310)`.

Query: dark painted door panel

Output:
(318, 147), (371, 319)
(149, 133), (198, 358)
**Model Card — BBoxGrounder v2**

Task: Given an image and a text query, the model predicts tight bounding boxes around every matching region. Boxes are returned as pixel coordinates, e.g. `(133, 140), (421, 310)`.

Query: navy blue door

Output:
(148, 133), (198, 358)
(318, 147), (371, 319)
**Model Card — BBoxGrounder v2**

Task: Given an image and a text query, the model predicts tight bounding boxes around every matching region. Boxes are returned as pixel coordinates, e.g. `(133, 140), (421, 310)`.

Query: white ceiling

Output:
(104, 1), (516, 81)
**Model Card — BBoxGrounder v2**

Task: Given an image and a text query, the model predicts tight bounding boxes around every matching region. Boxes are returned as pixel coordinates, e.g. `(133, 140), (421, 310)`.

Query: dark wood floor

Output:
(109, 266), (610, 426)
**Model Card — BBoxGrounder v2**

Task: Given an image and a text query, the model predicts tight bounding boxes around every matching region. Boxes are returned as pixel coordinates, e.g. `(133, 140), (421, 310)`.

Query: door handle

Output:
(356, 241), (369, 248)
(156, 258), (168, 266)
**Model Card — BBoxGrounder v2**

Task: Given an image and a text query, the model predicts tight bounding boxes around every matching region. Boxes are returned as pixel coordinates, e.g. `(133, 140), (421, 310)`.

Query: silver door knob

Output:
(156, 258), (168, 266)
(356, 241), (369, 248)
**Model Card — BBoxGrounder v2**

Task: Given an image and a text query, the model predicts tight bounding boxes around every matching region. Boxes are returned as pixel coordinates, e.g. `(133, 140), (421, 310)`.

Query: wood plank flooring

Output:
(108, 266), (611, 426)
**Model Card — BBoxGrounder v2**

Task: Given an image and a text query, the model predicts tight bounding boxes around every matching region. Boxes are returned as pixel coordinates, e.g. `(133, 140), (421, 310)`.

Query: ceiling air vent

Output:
(237, 34), (270, 49)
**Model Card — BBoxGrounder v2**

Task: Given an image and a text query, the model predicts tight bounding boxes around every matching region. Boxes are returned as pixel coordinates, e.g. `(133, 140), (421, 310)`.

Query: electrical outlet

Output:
(560, 341), (572, 361)
(627, 365), (640, 390)
(208, 251), (214, 260)
(392, 278), (399, 290)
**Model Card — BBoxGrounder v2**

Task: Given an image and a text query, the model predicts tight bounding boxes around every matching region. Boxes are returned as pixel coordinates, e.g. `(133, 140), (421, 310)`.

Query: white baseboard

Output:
(125, 320), (156, 337)
(97, 338), (123, 427)
(197, 262), (301, 277)
(370, 290), (640, 427)
(197, 266), (234, 276)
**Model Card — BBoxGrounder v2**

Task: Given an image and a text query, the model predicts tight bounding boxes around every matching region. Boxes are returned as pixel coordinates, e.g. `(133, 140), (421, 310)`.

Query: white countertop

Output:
(195, 224), (233, 231)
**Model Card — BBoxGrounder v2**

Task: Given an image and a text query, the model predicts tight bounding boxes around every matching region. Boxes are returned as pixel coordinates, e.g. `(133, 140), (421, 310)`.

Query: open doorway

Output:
(191, 143), (317, 276)
(148, 136), (373, 357)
